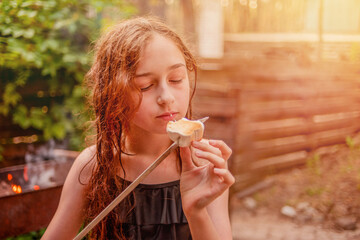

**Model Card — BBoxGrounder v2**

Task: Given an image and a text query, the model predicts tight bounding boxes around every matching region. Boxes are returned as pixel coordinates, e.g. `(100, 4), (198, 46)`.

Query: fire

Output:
(11, 184), (22, 194)
(33, 185), (40, 191)
(23, 166), (28, 182)
(7, 173), (13, 181)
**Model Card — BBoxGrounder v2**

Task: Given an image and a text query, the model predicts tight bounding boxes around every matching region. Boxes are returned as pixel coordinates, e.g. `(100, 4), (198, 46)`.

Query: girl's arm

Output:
(41, 146), (95, 240)
(180, 140), (234, 240)
(206, 188), (232, 238)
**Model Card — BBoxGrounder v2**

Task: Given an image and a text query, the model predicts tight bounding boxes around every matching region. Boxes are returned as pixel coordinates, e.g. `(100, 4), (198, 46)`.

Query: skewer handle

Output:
(73, 141), (179, 240)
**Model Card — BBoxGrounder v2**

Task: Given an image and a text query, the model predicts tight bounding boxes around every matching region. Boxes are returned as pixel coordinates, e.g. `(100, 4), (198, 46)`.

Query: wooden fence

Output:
(194, 60), (360, 193)
(1, 60), (359, 194)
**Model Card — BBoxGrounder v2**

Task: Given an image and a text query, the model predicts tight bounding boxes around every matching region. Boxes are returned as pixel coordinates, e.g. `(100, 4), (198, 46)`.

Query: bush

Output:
(0, 0), (136, 153)
(5, 228), (45, 240)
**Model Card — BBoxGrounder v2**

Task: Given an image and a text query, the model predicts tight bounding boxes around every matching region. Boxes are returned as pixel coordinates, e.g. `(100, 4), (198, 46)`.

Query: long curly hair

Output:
(82, 16), (198, 239)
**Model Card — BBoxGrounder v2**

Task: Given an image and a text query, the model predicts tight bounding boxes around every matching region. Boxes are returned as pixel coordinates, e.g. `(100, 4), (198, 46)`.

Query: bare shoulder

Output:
(41, 145), (98, 239)
(76, 144), (97, 163)
(62, 144), (97, 196)
(70, 145), (97, 184)
(76, 145), (96, 161)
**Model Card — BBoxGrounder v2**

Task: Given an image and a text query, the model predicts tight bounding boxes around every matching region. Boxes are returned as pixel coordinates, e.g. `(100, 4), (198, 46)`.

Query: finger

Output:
(209, 140), (232, 160)
(190, 146), (209, 167)
(193, 149), (226, 169)
(192, 140), (222, 157)
(213, 168), (235, 186)
(179, 147), (195, 172)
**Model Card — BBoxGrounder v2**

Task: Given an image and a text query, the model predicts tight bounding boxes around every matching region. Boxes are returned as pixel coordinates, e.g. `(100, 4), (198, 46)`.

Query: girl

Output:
(42, 16), (234, 240)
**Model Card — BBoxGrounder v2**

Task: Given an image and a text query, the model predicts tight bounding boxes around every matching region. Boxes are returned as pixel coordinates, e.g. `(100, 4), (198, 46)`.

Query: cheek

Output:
(131, 93), (148, 119)
(131, 103), (151, 128)
(177, 85), (190, 110)
(130, 90), (142, 109)
(134, 99), (149, 115)
(184, 82), (191, 104)
(184, 90), (190, 105)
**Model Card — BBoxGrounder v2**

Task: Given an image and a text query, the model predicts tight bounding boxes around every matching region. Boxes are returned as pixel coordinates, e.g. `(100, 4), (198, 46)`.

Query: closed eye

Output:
(169, 79), (182, 83)
(140, 84), (153, 91)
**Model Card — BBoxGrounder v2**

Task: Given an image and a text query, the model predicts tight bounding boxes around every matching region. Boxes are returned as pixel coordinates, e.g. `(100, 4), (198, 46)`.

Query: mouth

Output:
(156, 112), (178, 121)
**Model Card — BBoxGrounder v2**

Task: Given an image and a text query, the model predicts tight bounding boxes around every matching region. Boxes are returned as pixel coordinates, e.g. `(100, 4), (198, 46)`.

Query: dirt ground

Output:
(230, 134), (360, 240)
(230, 205), (360, 240)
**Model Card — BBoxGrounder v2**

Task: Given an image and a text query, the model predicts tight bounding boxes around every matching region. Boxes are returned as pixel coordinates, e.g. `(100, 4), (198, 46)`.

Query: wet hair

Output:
(83, 16), (197, 239)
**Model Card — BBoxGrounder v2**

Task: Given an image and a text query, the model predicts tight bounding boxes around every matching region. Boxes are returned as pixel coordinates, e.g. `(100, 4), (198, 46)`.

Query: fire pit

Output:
(0, 149), (78, 239)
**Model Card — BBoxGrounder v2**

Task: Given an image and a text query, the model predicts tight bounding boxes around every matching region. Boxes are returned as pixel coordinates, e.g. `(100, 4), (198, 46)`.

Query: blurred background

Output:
(1, 0), (360, 239)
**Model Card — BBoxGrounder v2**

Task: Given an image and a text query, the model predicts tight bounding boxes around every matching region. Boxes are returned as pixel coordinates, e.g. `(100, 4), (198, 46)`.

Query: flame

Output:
(23, 166), (28, 182)
(11, 184), (22, 194)
(33, 185), (40, 191)
(7, 173), (13, 181)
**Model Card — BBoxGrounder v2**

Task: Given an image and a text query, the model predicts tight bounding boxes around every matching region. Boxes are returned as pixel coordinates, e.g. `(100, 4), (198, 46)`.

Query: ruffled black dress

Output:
(117, 178), (192, 240)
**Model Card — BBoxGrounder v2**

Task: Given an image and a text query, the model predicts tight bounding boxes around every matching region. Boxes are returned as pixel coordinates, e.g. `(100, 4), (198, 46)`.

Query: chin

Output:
(155, 128), (168, 135)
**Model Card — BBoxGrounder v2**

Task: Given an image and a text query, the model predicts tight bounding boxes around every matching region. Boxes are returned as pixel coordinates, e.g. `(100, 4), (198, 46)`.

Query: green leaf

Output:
(43, 124), (52, 140)
(12, 29), (24, 38)
(73, 85), (83, 98)
(50, 104), (65, 121)
(17, 9), (27, 17)
(3, 83), (22, 106)
(23, 28), (35, 38)
(30, 107), (44, 118)
(63, 54), (78, 63)
(0, 104), (9, 116)
(15, 70), (30, 86)
(31, 119), (44, 129)
(27, 11), (37, 18)
(51, 122), (66, 139)
(16, 105), (28, 115)
(13, 105), (31, 129)
(2, 28), (12, 35)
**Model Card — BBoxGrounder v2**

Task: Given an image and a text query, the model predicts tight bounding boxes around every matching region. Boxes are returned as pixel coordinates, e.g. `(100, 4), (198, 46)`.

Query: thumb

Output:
(180, 147), (195, 172)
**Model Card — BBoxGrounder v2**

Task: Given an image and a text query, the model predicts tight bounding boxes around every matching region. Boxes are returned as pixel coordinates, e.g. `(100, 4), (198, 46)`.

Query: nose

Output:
(157, 83), (175, 106)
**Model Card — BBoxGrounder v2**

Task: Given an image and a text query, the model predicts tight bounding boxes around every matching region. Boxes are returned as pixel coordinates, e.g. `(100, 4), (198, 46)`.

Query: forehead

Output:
(136, 34), (186, 73)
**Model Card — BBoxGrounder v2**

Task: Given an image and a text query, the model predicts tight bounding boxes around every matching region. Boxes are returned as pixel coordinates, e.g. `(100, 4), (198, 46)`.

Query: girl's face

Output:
(130, 34), (190, 135)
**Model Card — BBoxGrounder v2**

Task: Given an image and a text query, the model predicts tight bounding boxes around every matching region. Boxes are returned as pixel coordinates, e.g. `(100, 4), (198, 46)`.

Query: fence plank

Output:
(249, 103), (359, 121)
(252, 115), (360, 140)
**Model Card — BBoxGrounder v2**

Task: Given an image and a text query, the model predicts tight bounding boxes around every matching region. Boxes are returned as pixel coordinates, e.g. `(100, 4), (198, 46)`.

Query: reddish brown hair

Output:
(83, 16), (197, 239)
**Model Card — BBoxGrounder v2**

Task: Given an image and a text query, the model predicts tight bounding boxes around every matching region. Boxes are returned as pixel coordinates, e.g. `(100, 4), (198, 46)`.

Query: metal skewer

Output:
(73, 142), (179, 240)
(73, 117), (208, 240)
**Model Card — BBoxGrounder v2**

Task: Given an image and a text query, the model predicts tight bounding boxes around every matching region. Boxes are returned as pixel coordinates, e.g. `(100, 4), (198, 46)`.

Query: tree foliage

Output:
(0, 0), (136, 152)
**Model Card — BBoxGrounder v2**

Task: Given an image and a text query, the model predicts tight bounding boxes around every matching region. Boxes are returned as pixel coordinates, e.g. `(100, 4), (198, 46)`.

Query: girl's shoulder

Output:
(41, 145), (97, 239)
(78, 144), (97, 161)
(70, 145), (97, 184)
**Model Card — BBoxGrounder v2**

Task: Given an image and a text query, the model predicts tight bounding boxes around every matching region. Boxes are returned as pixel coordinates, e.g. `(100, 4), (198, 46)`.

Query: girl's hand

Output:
(179, 139), (235, 215)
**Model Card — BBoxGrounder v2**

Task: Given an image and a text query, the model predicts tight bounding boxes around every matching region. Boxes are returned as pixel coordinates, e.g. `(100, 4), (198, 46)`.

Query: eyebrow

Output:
(135, 63), (186, 78)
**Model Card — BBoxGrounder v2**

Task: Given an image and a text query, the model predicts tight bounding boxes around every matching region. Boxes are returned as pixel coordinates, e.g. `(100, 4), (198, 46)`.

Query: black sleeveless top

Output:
(116, 178), (192, 240)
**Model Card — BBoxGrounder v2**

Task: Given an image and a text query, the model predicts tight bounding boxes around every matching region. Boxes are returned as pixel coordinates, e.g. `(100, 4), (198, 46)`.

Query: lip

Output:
(156, 112), (178, 121)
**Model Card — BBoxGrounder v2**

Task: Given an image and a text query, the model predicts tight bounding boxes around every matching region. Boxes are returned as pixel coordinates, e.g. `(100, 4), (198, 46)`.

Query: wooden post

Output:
(197, 0), (224, 59)
(318, 0), (324, 61)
